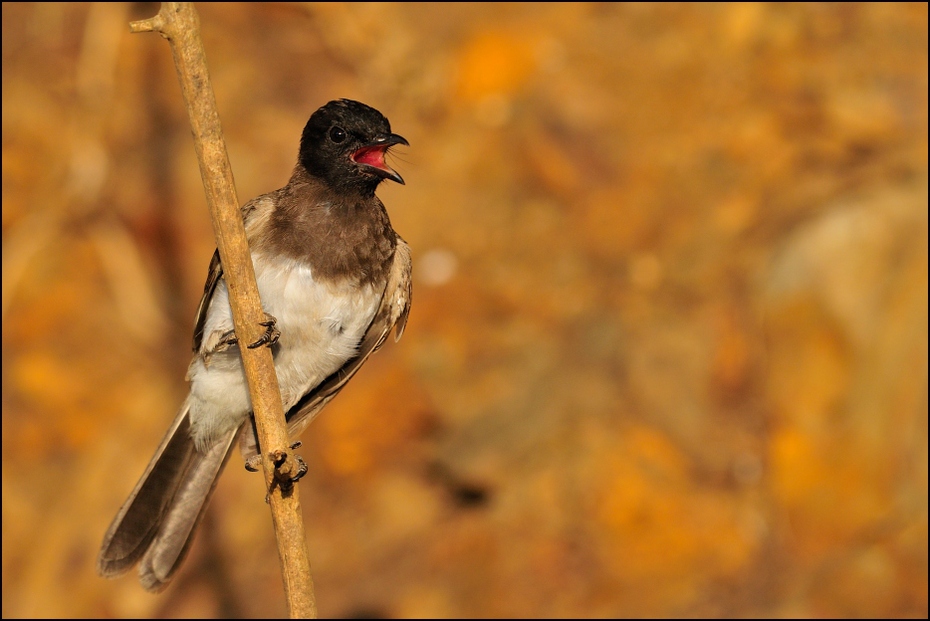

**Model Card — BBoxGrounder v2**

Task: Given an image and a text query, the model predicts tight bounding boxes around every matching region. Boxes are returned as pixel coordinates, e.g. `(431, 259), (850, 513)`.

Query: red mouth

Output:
(351, 145), (389, 169)
(351, 143), (405, 184)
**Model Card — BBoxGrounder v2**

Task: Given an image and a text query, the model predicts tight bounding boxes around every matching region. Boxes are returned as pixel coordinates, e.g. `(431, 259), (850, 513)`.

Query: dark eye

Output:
(329, 126), (346, 143)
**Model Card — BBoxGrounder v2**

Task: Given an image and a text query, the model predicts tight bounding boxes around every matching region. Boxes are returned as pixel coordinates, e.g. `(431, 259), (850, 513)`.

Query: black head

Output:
(298, 99), (408, 196)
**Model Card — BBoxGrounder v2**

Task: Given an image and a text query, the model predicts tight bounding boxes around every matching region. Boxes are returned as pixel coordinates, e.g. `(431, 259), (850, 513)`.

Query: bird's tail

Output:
(96, 399), (238, 592)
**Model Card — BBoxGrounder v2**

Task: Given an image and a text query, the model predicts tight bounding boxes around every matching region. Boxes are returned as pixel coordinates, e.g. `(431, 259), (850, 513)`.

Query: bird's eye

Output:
(329, 126), (347, 143)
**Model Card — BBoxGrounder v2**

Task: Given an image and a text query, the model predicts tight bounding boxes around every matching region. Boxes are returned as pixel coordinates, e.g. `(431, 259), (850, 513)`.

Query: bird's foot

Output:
(245, 441), (307, 483)
(247, 313), (280, 349)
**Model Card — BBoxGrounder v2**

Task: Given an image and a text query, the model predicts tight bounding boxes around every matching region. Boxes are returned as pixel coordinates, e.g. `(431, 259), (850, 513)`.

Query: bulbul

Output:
(97, 99), (412, 592)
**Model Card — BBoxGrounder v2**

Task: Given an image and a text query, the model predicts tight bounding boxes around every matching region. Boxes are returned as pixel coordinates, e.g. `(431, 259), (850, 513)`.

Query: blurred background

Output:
(2, 2), (927, 618)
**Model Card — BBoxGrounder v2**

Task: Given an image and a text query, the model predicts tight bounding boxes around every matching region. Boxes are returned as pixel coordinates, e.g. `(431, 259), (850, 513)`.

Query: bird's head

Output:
(298, 99), (408, 196)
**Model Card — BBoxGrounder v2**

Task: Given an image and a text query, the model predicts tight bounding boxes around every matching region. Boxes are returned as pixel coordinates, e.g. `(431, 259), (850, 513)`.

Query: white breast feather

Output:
(186, 252), (380, 448)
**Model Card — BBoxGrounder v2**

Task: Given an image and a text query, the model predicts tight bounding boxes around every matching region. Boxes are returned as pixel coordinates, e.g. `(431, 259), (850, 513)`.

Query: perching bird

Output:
(97, 99), (412, 591)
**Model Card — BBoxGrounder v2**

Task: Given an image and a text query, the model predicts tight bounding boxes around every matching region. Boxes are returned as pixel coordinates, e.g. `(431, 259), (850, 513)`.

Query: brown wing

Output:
(191, 250), (223, 353)
(238, 236), (413, 459)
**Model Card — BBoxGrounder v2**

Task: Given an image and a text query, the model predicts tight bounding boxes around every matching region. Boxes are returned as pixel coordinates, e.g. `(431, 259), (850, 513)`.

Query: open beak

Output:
(351, 133), (409, 184)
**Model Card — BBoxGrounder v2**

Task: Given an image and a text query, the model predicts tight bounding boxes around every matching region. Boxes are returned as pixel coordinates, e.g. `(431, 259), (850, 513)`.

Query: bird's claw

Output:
(247, 314), (280, 349)
(244, 455), (262, 472)
(290, 454), (308, 482)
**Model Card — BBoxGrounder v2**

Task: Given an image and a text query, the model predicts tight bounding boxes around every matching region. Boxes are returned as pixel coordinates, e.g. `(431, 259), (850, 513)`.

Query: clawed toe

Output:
(244, 455), (263, 472)
(247, 314), (280, 349)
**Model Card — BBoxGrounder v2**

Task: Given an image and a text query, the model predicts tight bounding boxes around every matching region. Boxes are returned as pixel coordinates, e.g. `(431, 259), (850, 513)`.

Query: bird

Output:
(96, 99), (412, 592)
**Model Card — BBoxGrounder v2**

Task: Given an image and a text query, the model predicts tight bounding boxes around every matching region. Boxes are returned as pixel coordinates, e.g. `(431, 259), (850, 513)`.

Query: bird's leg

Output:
(214, 330), (239, 348)
(201, 329), (241, 368)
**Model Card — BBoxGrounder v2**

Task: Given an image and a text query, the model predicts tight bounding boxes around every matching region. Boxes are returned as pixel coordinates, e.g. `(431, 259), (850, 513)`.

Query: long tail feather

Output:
(97, 400), (238, 592)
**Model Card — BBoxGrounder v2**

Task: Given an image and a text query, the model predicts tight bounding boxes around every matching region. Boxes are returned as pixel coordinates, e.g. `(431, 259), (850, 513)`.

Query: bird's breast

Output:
(252, 253), (382, 408)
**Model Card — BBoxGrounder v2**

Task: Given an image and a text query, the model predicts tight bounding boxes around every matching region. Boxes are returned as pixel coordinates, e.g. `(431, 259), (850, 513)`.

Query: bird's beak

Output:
(351, 133), (409, 185)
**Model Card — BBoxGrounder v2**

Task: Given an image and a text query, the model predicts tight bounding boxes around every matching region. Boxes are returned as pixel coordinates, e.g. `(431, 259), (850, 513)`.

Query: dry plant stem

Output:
(130, 3), (316, 618)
